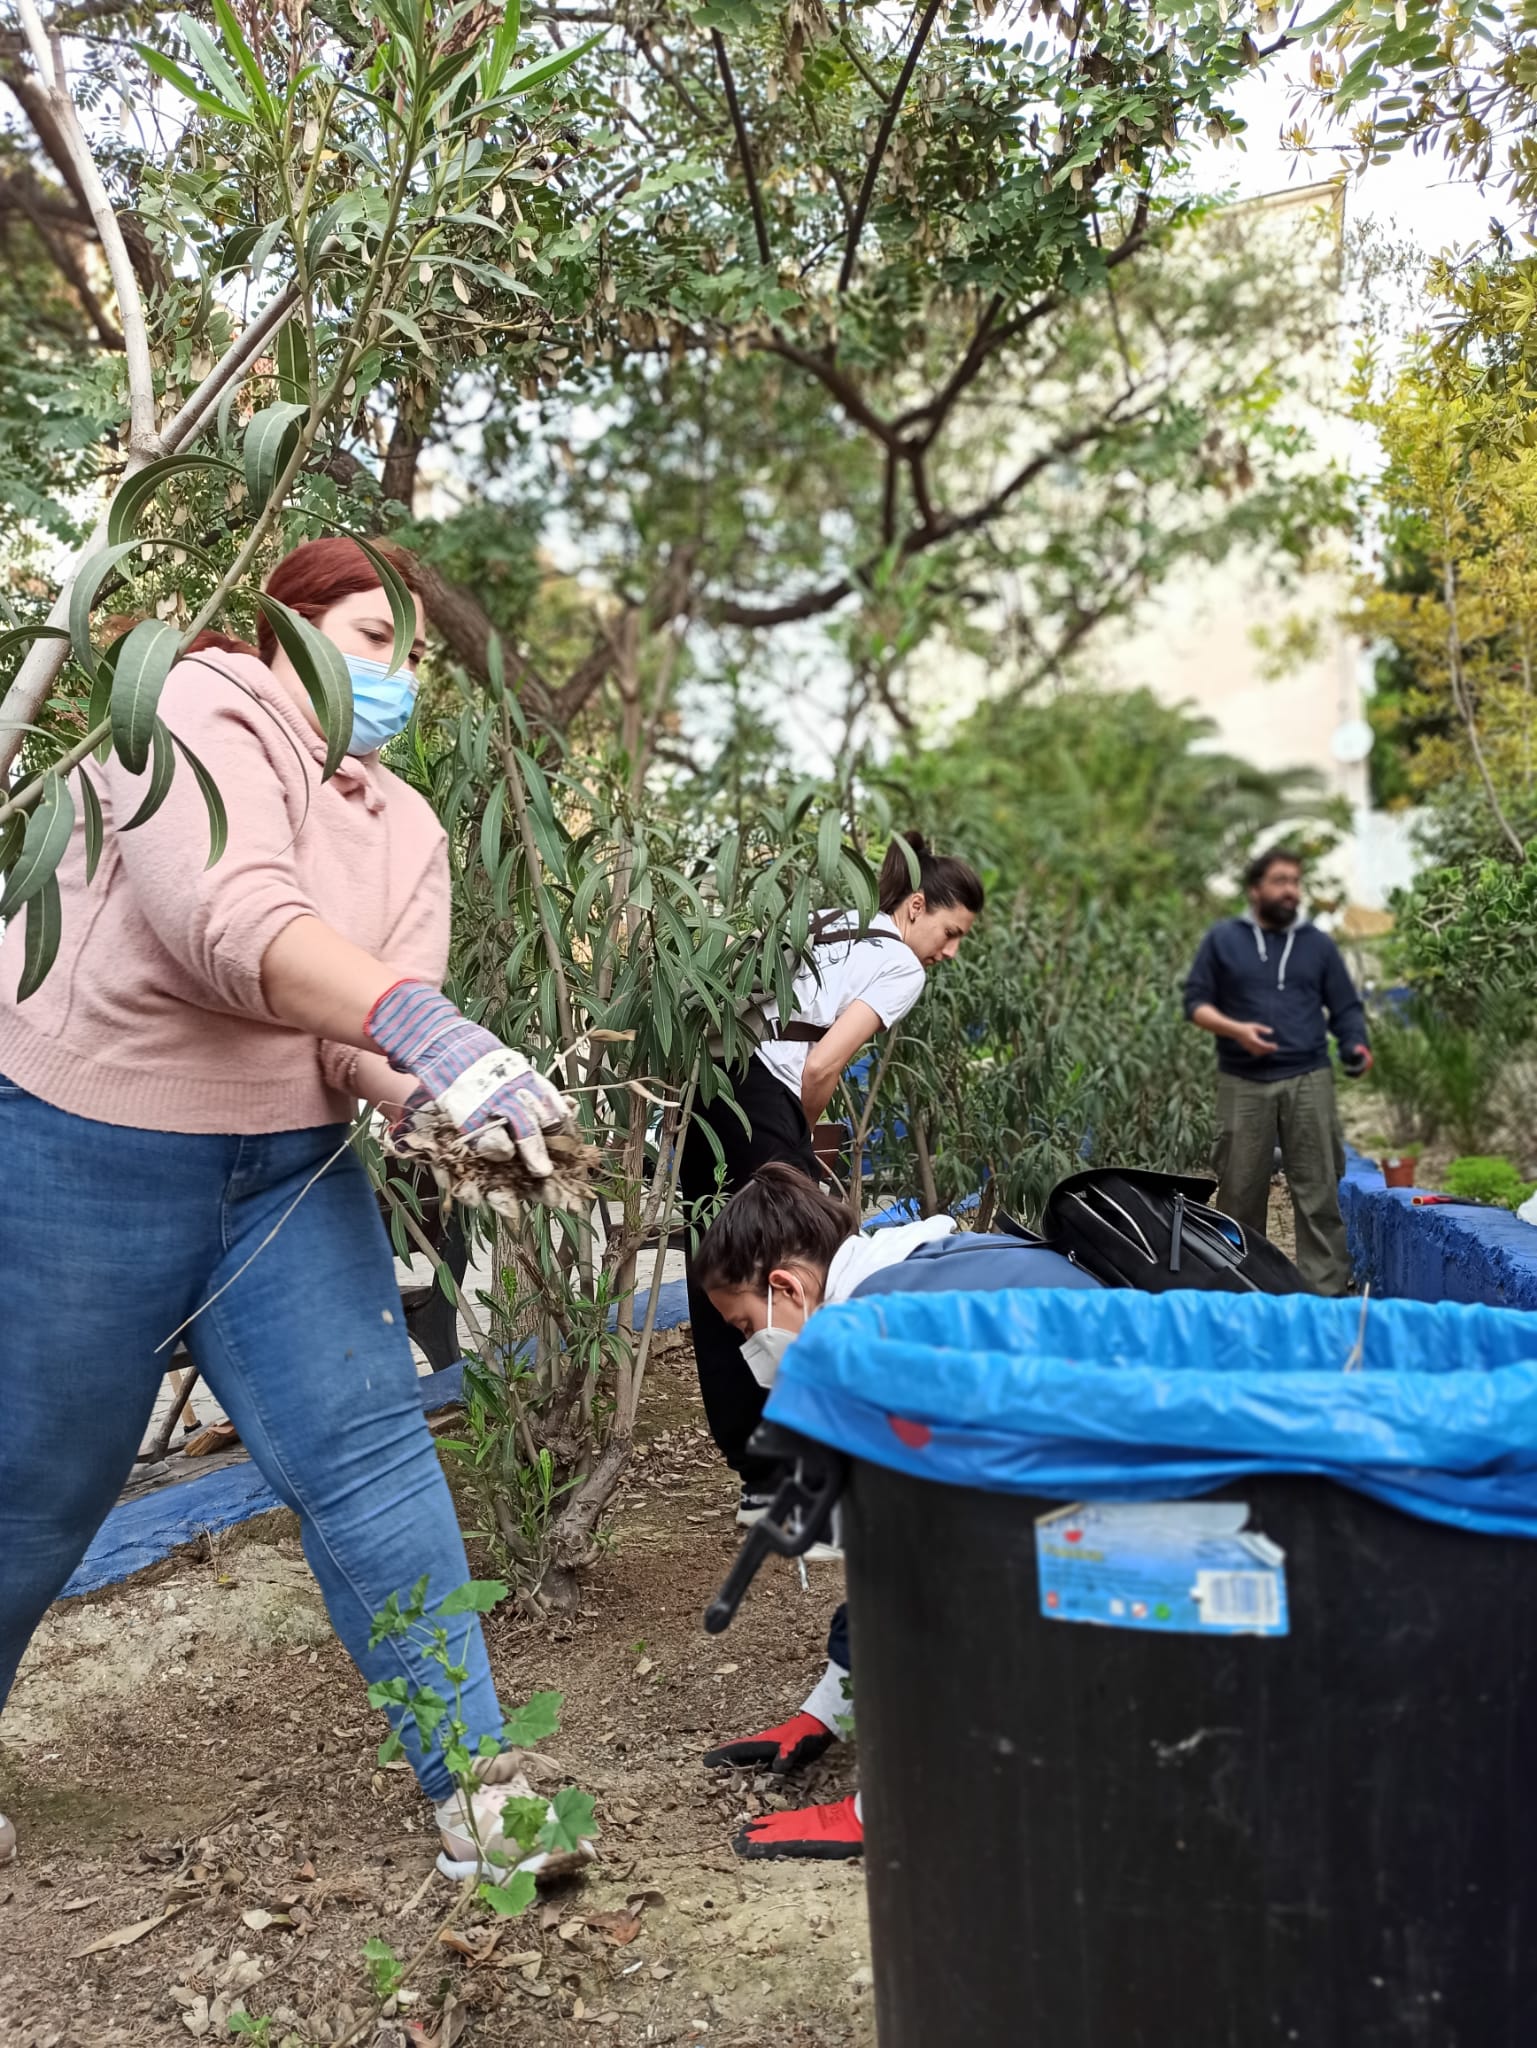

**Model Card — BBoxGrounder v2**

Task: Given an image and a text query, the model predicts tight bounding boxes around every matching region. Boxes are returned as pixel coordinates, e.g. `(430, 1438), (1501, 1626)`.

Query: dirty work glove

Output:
(703, 1712), (835, 1778)
(735, 1793), (863, 1861)
(367, 980), (571, 1178)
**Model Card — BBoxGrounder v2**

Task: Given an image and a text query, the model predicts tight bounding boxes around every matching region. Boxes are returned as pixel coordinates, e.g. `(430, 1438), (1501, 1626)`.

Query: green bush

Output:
(1441, 1156), (1536, 1211)
(858, 901), (1215, 1226)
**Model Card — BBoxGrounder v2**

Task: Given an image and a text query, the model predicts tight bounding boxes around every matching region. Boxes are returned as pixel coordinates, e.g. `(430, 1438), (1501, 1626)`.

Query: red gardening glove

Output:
(703, 1712), (835, 1777)
(735, 1794), (863, 1861)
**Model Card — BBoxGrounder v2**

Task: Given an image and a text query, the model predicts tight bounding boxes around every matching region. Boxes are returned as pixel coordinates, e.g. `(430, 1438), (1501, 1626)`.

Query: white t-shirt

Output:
(753, 911), (928, 1097)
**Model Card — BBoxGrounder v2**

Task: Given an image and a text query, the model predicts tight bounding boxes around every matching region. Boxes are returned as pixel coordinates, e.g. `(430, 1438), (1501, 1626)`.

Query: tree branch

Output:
(12, 184), (126, 348)
(895, 192), (1155, 446)
(763, 338), (899, 447)
(0, 279), (303, 779)
(711, 29), (770, 267)
(9, 7), (154, 450)
(838, 0), (944, 293)
(712, 405), (1149, 629)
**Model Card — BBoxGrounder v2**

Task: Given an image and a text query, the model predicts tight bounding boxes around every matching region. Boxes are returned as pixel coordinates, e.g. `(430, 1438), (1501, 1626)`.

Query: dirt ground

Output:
(0, 1343), (873, 2048)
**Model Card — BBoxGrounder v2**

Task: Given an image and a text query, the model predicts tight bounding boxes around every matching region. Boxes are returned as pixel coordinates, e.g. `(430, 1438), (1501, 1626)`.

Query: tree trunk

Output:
(381, 411), (428, 511)
(539, 1430), (634, 1612)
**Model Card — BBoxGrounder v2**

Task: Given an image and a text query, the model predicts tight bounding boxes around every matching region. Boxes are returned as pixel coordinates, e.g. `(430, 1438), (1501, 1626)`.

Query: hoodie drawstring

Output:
(1277, 928), (1296, 990)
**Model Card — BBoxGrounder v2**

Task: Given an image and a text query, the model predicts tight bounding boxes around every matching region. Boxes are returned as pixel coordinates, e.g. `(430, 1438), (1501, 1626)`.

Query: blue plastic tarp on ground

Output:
(764, 1287), (1537, 1539)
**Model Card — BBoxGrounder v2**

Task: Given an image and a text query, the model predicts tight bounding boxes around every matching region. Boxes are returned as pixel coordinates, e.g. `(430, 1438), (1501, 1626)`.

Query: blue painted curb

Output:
(1341, 1149), (1537, 1310)
(66, 1282), (691, 1600)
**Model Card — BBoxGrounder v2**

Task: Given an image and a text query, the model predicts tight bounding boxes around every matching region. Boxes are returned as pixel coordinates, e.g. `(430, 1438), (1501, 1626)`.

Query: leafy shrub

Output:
(861, 900), (1215, 1227)
(1441, 1157), (1536, 1211)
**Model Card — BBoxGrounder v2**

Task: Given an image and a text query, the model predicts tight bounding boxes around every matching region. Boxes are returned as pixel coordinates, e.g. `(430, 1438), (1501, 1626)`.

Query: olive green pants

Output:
(1213, 1067), (1351, 1296)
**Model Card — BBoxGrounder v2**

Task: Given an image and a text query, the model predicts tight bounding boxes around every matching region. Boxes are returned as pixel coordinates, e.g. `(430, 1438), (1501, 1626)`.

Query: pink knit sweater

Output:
(0, 651), (449, 1134)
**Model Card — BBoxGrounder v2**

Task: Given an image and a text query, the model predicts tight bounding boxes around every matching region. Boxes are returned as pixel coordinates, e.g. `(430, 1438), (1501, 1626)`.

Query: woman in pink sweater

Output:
(0, 538), (572, 1882)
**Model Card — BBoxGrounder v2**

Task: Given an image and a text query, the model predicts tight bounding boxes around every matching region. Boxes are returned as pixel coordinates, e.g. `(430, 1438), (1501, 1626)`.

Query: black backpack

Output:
(999, 1166), (1307, 1295)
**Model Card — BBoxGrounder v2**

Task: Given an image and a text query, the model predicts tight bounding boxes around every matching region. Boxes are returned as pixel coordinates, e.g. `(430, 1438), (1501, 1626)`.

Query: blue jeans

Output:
(0, 1077), (502, 1802)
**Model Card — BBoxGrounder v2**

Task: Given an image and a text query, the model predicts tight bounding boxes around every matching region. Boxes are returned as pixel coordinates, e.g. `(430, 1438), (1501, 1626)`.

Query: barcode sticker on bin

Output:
(1192, 1570), (1281, 1631)
(1036, 1502), (1289, 1638)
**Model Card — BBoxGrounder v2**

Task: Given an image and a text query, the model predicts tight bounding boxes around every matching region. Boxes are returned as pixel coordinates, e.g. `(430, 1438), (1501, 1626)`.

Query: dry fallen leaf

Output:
(633, 1656), (655, 1678)
(73, 1902), (186, 1958)
(240, 1908), (292, 1932)
(557, 1917), (585, 1942)
(438, 1925), (501, 1967)
(584, 1910), (642, 1946)
(59, 1895), (105, 1913)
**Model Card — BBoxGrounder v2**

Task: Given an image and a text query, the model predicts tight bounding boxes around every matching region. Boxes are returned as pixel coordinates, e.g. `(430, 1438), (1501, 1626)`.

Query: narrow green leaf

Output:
(68, 541), (145, 671)
(255, 595), (353, 776)
(110, 618), (182, 776)
(479, 777), (507, 877)
(243, 400), (308, 510)
(209, 0), (276, 117)
(816, 808), (842, 890)
(106, 454), (240, 546)
(0, 623), (70, 673)
(170, 733), (229, 868)
(175, 10), (253, 113)
(351, 537), (417, 675)
(79, 768), (104, 882)
(480, 0), (522, 96)
(134, 43), (244, 121)
(0, 811), (21, 882)
(500, 1690), (563, 1747)
(276, 319), (310, 406)
(0, 772), (74, 922)
(121, 719), (176, 832)
(503, 30), (604, 97)
(15, 873), (62, 1003)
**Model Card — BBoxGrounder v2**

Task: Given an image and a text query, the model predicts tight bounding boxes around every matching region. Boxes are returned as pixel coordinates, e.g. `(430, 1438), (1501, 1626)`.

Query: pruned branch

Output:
(838, 0), (944, 293)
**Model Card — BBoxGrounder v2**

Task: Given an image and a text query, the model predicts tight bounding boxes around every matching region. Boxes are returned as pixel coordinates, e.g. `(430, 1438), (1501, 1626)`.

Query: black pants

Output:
(680, 1059), (818, 1489)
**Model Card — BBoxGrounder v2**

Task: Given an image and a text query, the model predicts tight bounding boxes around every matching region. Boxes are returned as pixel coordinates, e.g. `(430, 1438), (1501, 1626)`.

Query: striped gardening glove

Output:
(367, 981), (572, 1179)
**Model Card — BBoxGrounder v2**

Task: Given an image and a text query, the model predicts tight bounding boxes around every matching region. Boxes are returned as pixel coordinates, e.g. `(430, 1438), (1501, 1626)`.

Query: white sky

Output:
(1194, 60), (1499, 260)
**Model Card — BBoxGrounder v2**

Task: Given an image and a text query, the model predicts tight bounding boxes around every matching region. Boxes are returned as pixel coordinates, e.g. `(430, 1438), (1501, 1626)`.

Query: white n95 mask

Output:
(742, 1324), (795, 1391)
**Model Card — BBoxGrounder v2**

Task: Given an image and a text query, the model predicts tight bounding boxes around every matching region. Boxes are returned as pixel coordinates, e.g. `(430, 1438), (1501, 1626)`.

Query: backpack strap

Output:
(762, 918), (896, 1040)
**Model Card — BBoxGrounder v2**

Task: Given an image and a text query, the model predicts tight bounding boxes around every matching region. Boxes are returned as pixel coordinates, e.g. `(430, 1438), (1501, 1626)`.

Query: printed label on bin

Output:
(1035, 1501), (1288, 1637)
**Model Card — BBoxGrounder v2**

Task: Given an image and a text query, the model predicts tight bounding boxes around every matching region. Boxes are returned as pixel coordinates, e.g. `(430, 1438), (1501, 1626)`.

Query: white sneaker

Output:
(434, 1754), (596, 1883)
(0, 1815), (15, 1865)
(737, 1490), (843, 1561)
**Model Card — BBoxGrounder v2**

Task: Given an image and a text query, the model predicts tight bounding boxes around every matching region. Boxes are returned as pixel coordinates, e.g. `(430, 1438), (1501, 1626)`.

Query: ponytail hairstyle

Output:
(877, 831), (984, 919)
(693, 1163), (857, 1299)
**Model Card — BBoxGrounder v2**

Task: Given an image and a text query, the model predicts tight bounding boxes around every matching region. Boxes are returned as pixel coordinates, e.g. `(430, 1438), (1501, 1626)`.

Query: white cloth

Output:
(752, 912), (927, 1097)
(824, 1214), (958, 1304)
(802, 1658), (852, 1732)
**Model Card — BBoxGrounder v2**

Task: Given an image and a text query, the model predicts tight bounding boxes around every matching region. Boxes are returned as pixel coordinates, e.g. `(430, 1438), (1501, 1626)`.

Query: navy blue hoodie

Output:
(1183, 915), (1368, 1082)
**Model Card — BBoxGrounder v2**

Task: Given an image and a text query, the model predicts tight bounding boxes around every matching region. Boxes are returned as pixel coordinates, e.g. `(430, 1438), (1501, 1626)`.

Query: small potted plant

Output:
(1381, 1152), (1421, 1190)
(1366, 1134), (1420, 1190)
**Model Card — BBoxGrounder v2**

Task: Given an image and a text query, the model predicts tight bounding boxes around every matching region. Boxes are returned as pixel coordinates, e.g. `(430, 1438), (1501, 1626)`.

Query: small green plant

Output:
(1442, 1157), (1537, 1211)
(227, 2016), (273, 2045)
(334, 1578), (597, 2043)
(362, 1938), (406, 2002)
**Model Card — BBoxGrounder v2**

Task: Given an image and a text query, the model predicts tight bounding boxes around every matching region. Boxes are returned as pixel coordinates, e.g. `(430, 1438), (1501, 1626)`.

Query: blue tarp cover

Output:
(764, 1287), (1537, 1538)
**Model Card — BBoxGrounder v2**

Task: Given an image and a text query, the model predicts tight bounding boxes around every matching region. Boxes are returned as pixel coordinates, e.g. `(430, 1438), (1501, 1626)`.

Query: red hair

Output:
(185, 627), (259, 656)
(254, 537), (421, 666)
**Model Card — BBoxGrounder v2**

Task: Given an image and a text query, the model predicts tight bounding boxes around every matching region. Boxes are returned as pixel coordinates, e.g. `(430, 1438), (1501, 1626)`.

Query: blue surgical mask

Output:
(345, 653), (418, 756)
